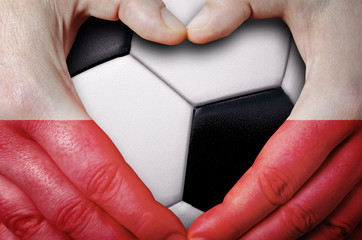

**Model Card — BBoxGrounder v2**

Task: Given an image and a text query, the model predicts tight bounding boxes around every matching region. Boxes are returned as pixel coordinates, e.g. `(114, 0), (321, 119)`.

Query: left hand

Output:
(0, 1), (187, 239)
(186, 0), (362, 239)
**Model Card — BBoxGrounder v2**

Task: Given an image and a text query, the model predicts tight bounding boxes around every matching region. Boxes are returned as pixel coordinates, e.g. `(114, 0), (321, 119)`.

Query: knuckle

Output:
(258, 166), (296, 206)
(84, 165), (122, 203)
(54, 198), (93, 235)
(322, 220), (354, 239)
(5, 211), (44, 239)
(281, 204), (318, 236)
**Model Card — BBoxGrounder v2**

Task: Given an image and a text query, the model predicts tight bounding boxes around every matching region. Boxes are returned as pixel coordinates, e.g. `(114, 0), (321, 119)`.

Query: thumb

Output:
(187, 0), (286, 43)
(79, 0), (186, 45)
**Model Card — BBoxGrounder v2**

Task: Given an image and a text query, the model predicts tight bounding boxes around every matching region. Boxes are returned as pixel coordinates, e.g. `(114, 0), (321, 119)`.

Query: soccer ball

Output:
(68, 0), (305, 229)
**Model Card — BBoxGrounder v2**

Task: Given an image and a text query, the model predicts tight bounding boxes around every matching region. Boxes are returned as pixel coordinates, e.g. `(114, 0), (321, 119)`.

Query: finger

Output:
(0, 222), (20, 240)
(0, 175), (68, 240)
(0, 122), (136, 240)
(300, 183), (362, 240)
(188, 120), (360, 239)
(24, 120), (187, 240)
(348, 221), (362, 240)
(187, 0), (287, 43)
(79, 0), (186, 45)
(241, 130), (362, 239)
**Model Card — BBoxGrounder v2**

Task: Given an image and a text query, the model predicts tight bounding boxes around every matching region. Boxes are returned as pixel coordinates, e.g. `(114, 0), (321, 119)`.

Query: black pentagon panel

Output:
(183, 88), (294, 211)
(67, 17), (133, 77)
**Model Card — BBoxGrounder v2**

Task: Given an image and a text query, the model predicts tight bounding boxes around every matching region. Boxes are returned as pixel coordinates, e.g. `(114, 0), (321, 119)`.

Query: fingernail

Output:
(161, 7), (185, 29)
(187, 8), (210, 28)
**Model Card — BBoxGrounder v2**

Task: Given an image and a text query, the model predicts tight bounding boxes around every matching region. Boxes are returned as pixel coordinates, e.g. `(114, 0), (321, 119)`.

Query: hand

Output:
(187, 0), (362, 239)
(0, 0), (187, 239)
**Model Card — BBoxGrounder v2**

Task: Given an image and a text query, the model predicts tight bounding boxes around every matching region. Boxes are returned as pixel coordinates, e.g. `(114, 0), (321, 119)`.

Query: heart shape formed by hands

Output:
(1, 0), (361, 240)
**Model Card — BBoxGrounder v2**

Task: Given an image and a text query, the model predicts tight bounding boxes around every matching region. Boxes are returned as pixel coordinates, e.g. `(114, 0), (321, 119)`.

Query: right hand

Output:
(186, 0), (362, 239)
(0, 0), (187, 239)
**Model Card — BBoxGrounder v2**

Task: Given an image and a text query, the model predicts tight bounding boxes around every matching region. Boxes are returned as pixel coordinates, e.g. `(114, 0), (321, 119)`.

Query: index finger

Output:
(188, 120), (360, 239)
(187, 0), (287, 44)
(23, 120), (186, 240)
(79, 0), (186, 45)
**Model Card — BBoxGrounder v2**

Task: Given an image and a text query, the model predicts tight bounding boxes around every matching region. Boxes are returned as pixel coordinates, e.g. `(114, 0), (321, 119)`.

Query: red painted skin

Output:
(0, 121), (186, 240)
(0, 221), (20, 240)
(188, 120), (362, 239)
(300, 183), (362, 240)
(0, 120), (361, 239)
(0, 174), (68, 240)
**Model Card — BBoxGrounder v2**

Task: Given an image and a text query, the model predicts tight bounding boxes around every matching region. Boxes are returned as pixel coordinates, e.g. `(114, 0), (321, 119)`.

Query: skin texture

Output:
(186, 0), (362, 239)
(0, 121), (186, 239)
(0, 0), (187, 239)
(0, 0), (361, 239)
(188, 121), (362, 239)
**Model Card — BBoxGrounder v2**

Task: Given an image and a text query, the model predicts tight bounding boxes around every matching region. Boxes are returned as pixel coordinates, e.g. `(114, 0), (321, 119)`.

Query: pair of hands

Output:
(0, 0), (361, 239)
